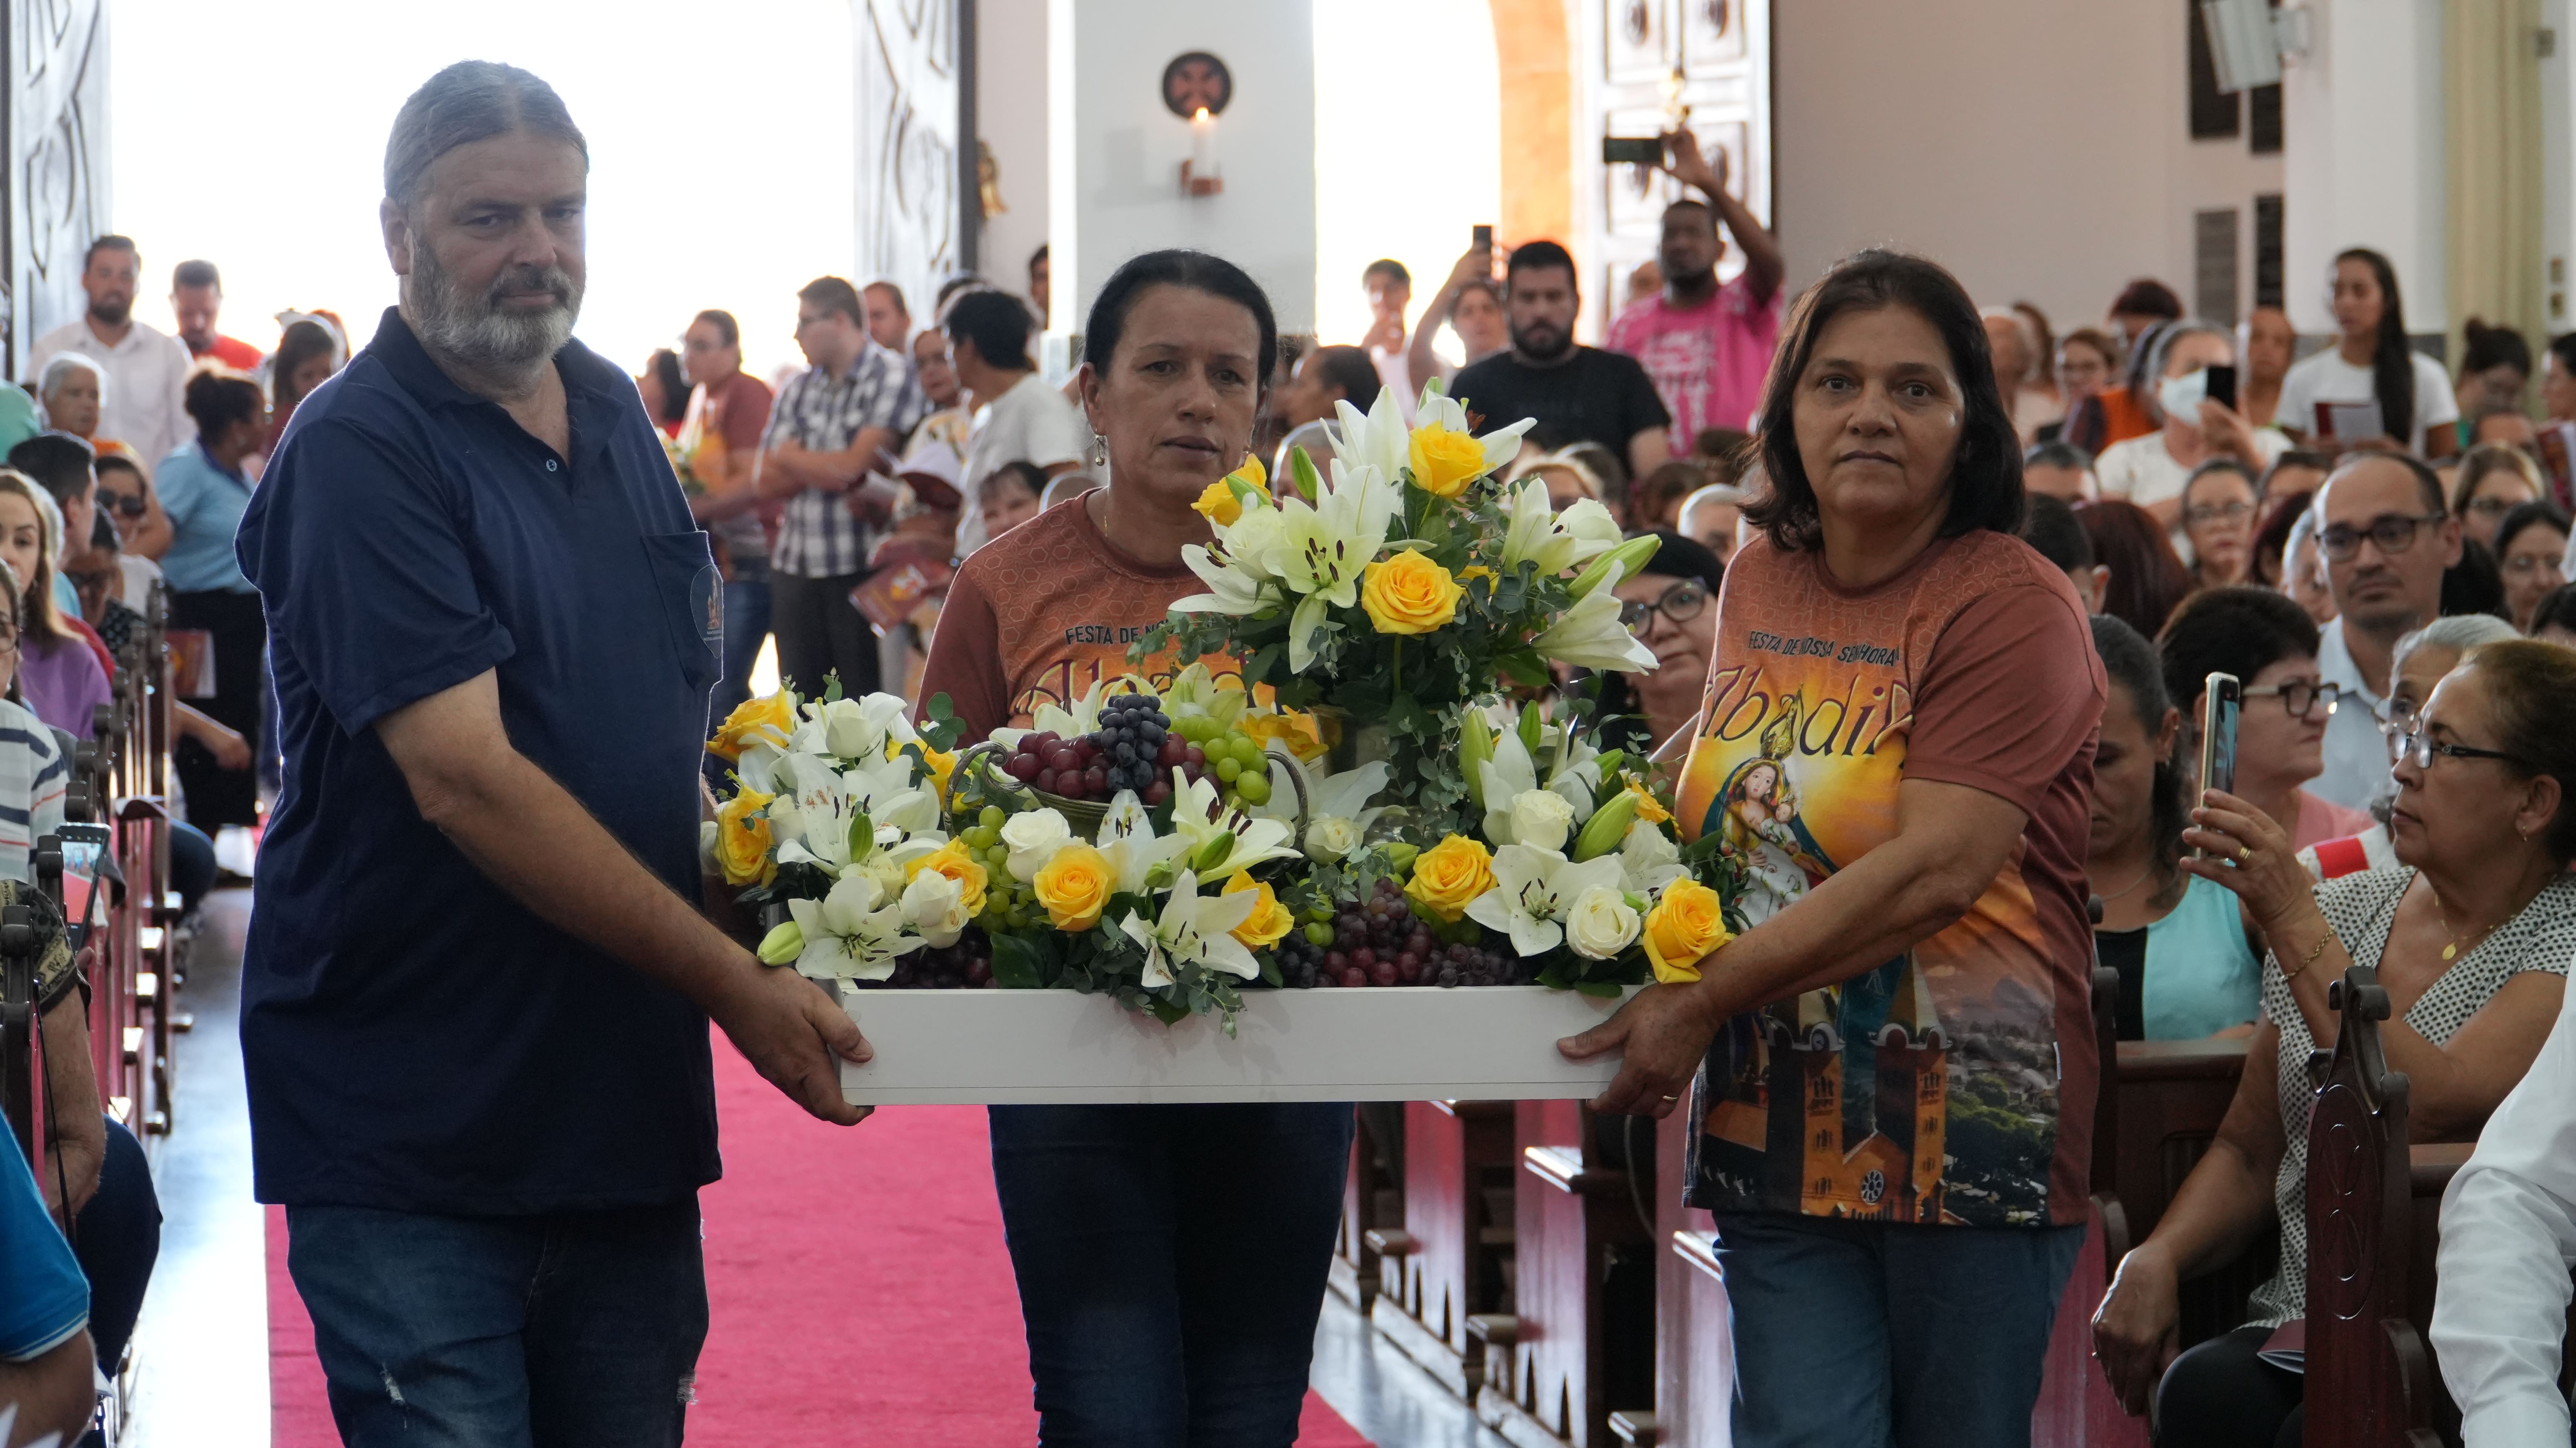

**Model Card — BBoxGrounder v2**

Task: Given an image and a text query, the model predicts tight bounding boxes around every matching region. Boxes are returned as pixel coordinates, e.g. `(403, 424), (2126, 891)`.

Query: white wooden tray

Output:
(836, 985), (1642, 1104)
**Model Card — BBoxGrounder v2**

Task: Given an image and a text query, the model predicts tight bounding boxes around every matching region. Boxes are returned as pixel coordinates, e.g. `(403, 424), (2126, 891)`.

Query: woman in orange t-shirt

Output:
(918, 249), (1354, 1444)
(1562, 249), (2106, 1445)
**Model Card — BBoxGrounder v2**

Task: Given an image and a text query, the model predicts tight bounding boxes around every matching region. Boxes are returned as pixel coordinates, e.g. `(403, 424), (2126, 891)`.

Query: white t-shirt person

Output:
(2095, 426), (2292, 517)
(2276, 349), (2457, 449)
(954, 372), (1090, 557)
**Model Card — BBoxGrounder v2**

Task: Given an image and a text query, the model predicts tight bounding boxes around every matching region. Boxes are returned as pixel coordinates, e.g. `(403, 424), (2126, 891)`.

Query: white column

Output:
(1046, 0), (1318, 361)
(2280, 0), (2448, 337)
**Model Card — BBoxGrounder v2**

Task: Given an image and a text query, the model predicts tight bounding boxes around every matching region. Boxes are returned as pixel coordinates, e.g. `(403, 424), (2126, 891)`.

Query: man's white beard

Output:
(404, 238), (582, 374)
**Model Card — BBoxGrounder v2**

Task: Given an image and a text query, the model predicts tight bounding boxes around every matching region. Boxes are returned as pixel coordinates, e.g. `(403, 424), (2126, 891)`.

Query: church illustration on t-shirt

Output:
(1684, 674), (2063, 1228)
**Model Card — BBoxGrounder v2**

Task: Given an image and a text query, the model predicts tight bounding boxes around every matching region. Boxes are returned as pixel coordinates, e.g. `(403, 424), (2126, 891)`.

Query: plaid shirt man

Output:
(763, 339), (926, 577)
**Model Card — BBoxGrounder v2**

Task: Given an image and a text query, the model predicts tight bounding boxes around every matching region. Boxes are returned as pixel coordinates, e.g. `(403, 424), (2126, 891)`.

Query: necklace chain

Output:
(2427, 880), (2512, 962)
(2095, 863), (2158, 903)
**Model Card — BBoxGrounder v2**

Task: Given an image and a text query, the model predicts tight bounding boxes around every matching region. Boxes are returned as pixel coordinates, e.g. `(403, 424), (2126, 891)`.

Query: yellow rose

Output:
(1624, 777), (1672, 825)
(1032, 843), (1115, 932)
(905, 839), (989, 917)
(1192, 480), (1243, 527)
(1404, 833), (1496, 923)
(1224, 871), (1295, 949)
(1643, 878), (1733, 984)
(921, 745), (957, 801)
(706, 691), (796, 762)
(1360, 549), (1464, 636)
(1407, 422), (1489, 498)
(715, 786), (778, 887)
(1458, 564), (1496, 585)
(1239, 710), (1329, 762)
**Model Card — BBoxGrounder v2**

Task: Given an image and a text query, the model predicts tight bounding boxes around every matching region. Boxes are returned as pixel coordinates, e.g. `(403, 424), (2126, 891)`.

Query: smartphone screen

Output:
(2193, 673), (2240, 858)
(1472, 224), (1493, 248)
(54, 823), (109, 949)
(2204, 364), (2238, 412)
(1602, 136), (1662, 166)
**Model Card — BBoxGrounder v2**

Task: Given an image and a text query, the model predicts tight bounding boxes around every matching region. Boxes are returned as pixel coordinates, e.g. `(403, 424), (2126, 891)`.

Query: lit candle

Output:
(1190, 107), (1215, 179)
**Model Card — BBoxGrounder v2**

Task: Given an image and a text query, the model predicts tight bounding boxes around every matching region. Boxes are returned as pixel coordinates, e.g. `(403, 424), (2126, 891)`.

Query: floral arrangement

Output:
(699, 382), (1743, 1028)
(1142, 382), (1662, 831)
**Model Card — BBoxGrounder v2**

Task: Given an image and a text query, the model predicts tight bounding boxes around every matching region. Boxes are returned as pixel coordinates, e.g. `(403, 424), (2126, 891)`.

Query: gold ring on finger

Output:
(2237, 845), (2253, 863)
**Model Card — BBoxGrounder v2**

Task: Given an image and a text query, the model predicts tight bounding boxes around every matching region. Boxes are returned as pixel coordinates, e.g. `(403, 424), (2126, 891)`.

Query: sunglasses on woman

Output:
(96, 487), (146, 519)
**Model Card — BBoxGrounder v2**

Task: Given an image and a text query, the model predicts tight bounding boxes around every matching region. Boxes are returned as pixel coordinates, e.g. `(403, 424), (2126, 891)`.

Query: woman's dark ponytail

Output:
(2339, 248), (2415, 445)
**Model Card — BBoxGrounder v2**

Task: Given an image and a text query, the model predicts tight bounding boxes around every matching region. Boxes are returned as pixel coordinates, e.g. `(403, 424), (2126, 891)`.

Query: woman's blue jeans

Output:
(988, 1102), (1354, 1447)
(1716, 1210), (2086, 1448)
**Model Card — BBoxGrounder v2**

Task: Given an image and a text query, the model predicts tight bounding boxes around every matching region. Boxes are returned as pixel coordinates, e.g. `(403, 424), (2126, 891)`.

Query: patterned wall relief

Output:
(856, 0), (961, 322)
(9, 0), (109, 374)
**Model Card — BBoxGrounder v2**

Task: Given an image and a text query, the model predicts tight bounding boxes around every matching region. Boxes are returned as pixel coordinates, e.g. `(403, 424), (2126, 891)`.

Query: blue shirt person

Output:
(0, 1127), (93, 1440)
(235, 61), (868, 1447)
(153, 435), (258, 594)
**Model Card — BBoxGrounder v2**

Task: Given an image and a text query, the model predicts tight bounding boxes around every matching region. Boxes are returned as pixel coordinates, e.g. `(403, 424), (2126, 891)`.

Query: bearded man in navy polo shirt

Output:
(236, 61), (872, 1447)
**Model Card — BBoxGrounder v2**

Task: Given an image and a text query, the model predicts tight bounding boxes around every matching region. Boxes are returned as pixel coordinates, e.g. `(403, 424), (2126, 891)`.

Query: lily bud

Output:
(1192, 831), (1238, 875)
(1459, 710), (1494, 809)
(1572, 791), (1640, 862)
(756, 920), (805, 966)
(1289, 444), (1323, 503)
(845, 812), (875, 863)
(1517, 701), (1543, 759)
(1380, 842), (1420, 877)
(1569, 535), (1663, 600)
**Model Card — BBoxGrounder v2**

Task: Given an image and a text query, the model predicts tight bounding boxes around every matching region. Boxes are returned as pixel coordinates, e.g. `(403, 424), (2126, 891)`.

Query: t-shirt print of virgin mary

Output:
(1672, 531), (2105, 1230)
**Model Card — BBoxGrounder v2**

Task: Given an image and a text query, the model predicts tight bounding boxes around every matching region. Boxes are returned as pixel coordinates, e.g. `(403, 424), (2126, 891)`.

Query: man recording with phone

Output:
(1603, 128), (1783, 451)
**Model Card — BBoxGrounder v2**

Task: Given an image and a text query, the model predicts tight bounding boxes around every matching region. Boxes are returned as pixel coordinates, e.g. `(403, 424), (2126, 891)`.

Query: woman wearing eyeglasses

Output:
(2301, 614), (2521, 883)
(2177, 458), (2259, 589)
(2491, 500), (2570, 635)
(1598, 530), (1724, 755)
(2094, 639), (2576, 1444)
(2448, 443), (2545, 553)
(2159, 588), (2373, 851)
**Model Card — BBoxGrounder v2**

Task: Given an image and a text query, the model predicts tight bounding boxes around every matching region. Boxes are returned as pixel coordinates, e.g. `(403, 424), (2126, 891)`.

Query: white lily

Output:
(1328, 385), (1414, 480)
(792, 692), (918, 764)
(1621, 825), (1689, 896)
(1531, 560), (1660, 673)
(1275, 463), (1398, 671)
(1479, 730), (1600, 845)
(1118, 868), (1262, 989)
(1095, 791), (1190, 895)
(769, 751), (941, 875)
(787, 870), (924, 981)
(1464, 845), (1628, 957)
(1168, 770), (1302, 880)
(1025, 677), (1140, 746)
(1172, 538), (1281, 618)
(1498, 476), (1620, 578)
(1251, 757), (1389, 862)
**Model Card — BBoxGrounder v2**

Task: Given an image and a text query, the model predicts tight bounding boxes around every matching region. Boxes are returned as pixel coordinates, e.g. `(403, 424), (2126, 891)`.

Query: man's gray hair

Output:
(37, 353), (102, 404)
(2392, 614), (2522, 681)
(384, 61), (587, 211)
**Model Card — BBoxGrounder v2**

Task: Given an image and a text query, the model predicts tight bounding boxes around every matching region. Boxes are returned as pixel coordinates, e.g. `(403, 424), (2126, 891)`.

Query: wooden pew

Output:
(1368, 1099), (1515, 1397)
(1474, 1101), (1657, 1448)
(0, 895), (47, 1171)
(1330, 1103), (1403, 1316)
(2301, 965), (2447, 1448)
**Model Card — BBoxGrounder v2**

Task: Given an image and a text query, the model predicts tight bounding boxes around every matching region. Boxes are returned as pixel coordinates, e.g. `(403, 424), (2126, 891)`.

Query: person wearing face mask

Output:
(2092, 320), (2288, 531)
(918, 250), (1357, 1444)
(2086, 614), (2261, 1041)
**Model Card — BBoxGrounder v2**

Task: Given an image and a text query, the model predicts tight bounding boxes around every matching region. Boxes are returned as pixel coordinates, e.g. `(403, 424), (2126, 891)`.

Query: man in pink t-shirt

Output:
(1603, 130), (1784, 453)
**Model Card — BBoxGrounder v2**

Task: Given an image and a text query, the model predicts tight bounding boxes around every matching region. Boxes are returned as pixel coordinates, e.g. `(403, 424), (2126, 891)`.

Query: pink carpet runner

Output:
(268, 1031), (1371, 1445)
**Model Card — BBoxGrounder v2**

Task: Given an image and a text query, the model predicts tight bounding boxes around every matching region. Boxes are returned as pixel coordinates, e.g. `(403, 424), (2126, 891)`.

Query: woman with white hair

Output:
(36, 354), (109, 449)
(2299, 611), (2524, 880)
(1677, 481), (1751, 565)
(2094, 320), (2289, 530)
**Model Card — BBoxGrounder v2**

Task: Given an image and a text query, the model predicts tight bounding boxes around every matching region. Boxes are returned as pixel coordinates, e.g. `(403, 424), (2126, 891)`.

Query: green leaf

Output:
(1148, 996), (1191, 1024)
(1259, 952), (1284, 987)
(1574, 980), (1623, 998)
(990, 931), (1055, 989)
(822, 672), (845, 704)
(1499, 652), (1552, 692)
(845, 812), (874, 862)
(1536, 962), (1570, 991)
(919, 694), (963, 751)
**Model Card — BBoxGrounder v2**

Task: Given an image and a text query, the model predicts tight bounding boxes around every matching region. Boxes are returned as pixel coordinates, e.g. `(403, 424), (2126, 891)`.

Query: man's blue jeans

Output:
(989, 1102), (1354, 1447)
(1715, 1211), (2086, 1448)
(285, 1198), (706, 1448)
(711, 572), (773, 728)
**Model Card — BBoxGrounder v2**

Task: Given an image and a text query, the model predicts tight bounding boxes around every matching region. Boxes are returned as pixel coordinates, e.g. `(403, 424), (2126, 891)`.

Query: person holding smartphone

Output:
(2092, 320), (2288, 532)
(1603, 129), (1784, 452)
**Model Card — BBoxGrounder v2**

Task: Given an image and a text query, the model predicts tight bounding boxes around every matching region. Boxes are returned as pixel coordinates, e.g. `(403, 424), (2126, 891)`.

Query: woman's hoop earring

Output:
(1091, 432), (1110, 471)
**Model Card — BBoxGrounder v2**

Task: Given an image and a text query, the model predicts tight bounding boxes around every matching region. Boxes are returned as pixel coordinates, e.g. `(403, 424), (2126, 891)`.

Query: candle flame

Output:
(1193, 107), (1211, 122)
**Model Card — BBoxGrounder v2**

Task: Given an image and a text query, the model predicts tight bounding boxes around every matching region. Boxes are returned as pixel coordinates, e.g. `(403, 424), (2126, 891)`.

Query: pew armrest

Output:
(1465, 1313), (1518, 1347)
(1523, 1144), (1626, 1197)
(2408, 1141), (2473, 1198)
(1362, 1227), (1417, 1258)
(1608, 1410), (1662, 1444)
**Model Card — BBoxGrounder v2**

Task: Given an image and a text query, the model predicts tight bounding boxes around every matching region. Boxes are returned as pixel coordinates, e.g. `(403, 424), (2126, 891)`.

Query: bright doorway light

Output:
(1310, 0), (1501, 364)
(109, 0), (856, 384)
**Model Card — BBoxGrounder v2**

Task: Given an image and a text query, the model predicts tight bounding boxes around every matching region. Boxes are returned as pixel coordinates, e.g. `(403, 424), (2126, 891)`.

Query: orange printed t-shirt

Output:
(1672, 529), (2105, 1227)
(919, 495), (1241, 740)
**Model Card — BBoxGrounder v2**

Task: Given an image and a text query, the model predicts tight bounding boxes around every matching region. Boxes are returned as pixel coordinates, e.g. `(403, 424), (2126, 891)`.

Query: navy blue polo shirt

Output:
(238, 308), (723, 1215)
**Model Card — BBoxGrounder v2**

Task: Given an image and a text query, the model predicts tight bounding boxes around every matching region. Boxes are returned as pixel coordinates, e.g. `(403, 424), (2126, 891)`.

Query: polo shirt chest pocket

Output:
(639, 530), (723, 694)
